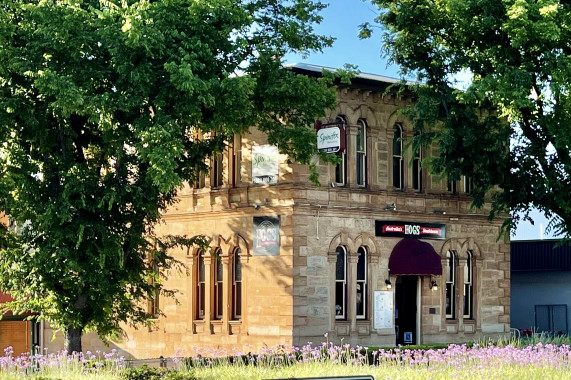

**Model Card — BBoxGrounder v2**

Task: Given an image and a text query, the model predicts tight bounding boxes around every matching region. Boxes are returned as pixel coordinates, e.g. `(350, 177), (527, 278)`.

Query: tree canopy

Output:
(364, 0), (571, 237)
(0, 0), (337, 352)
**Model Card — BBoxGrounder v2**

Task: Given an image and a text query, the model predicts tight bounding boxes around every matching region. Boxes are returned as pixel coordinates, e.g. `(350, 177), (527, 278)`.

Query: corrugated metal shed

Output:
(511, 240), (571, 271)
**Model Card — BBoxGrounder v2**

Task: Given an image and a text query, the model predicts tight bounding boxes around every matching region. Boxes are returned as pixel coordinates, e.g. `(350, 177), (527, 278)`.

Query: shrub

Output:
(122, 365), (196, 380)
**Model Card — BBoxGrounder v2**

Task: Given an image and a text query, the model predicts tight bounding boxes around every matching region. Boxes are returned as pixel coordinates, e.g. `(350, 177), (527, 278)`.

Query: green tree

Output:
(364, 0), (571, 237)
(0, 0), (337, 353)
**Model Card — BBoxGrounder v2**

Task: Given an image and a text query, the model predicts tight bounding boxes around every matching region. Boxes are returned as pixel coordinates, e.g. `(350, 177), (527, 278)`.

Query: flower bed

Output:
(0, 340), (570, 379)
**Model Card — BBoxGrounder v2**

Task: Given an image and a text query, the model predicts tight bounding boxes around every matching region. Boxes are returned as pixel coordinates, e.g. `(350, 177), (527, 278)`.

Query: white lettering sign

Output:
(252, 145), (279, 184)
(317, 127), (341, 153)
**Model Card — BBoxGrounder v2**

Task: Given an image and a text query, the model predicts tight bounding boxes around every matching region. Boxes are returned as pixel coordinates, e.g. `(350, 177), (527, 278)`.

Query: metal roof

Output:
(511, 240), (571, 271)
(286, 62), (416, 87)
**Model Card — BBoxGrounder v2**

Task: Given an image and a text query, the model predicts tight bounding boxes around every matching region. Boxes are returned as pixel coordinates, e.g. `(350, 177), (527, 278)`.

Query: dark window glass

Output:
(232, 248), (242, 319)
(335, 246), (347, 319)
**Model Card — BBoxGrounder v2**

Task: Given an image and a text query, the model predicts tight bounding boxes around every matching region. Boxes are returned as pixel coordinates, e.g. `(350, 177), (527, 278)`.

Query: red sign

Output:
(383, 225), (404, 233)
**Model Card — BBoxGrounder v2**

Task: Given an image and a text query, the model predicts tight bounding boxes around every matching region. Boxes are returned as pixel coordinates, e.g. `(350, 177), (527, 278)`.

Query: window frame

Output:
(447, 178), (457, 194)
(392, 124), (404, 190)
(412, 131), (422, 192)
(334, 116), (348, 186)
(149, 261), (160, 318)
(232, 248), (242, 320)
(446, 250), (456, 319)
(356, 119), (367, 187)
(463, 251), (473, 319)
(464, 176), (474, 194)
(356, 246), (368, 320)
(213, 248), (223, 320)
(231, 134), (241, 187)
(335, 245), (348, 320)
(197, 250), (206, 320)
(211, 152), (223, 188)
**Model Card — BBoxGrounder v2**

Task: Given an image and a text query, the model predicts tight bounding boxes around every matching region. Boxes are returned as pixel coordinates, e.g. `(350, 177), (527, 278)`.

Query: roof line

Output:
(286, 62), (415, 86)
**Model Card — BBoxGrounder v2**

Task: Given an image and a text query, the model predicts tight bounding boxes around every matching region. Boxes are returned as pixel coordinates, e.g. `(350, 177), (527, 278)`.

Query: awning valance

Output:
(388, 238), (442, 276)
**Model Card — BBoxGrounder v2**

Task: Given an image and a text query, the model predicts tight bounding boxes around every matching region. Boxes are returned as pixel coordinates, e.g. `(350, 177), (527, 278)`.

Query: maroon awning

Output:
(389, 238), (442, 275)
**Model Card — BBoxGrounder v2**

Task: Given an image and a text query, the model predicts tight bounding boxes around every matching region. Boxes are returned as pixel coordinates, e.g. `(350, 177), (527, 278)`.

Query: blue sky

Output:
(285, 0), (557, 241)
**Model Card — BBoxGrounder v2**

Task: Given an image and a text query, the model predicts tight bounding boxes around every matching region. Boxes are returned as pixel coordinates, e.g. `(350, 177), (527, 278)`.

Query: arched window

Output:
(356, 120), (367, 187)
(446, 250), (456, 319)
(463, 251), (473, 319)
(214, 248), (223, 320)
(232, 248), (242, 320)
(356, 246), (368, 319)
(412, 131), (422, 192)
(197, 250), (206, 319)
(393, 124), (403, 189)
(334, 116), (347, 186)
(335, 246), (347, 320)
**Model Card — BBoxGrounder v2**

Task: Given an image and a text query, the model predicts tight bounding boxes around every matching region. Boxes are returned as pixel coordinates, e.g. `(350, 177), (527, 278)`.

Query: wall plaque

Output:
(253, 216), (280, 256)
(373, 291), (394, 329)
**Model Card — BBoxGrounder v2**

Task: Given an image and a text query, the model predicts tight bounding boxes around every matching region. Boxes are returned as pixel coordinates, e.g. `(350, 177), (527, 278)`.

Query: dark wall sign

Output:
(375, 220), (446, 240)
(253, 216), (280, 255)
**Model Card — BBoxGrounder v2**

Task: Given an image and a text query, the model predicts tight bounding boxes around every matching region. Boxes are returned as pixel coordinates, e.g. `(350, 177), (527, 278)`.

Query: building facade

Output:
(511, 240), (571, 335)
(42, 64), (510, 358)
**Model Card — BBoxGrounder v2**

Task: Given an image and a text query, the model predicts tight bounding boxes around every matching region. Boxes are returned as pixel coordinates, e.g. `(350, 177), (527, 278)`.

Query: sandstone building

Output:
(44, 64), (510, 358)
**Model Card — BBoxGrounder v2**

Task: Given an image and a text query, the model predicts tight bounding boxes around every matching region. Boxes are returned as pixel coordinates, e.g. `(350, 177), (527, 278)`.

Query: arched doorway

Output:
(389, 239), (442, 345)
(395, 275), (418, 345)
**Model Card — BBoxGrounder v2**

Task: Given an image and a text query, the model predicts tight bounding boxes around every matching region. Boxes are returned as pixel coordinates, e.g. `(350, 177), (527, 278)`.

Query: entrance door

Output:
(395, 276), (417, 345)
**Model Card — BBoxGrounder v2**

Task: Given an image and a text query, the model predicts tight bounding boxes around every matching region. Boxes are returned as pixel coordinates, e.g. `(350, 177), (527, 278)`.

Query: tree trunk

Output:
(64, 326), (83, 354)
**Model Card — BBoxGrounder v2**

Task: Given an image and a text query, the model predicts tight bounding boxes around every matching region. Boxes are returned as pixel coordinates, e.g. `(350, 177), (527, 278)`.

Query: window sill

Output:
(445, 319), (459, 334)
(229, 320), (242, 335)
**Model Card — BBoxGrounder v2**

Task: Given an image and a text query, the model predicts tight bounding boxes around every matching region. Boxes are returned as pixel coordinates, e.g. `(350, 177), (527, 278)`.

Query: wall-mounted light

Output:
(384, 203), (397, 211)
(253, 204), (261, 210)
(434, 209), (446, 215)
(430, 279), (438, 291)
(385, 279), (392, 289)
(331, 182), (336, 188)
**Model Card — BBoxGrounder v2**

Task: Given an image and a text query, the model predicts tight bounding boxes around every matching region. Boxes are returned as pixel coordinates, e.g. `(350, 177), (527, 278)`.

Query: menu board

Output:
(373, 291), (394, 329)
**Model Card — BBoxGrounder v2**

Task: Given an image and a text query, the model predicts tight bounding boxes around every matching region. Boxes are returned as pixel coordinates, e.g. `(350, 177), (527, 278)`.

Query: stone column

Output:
(457, 258), (467, 331)
(440, 257), (448, 330)
(186, 254), (196, 332)
(204, 255), (213, 334)
(474, 257), (484, 330)
(221, 255), (231, 333)
(348, 254), (359, 333)
(327, 252), (338, 331)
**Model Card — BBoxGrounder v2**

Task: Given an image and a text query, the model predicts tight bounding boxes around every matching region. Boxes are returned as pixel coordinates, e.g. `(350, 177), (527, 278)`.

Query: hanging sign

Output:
(315, 121), (346, 153)
(375, 220), (446, 239)
(253, 216), (280, 256)
(317, 127), (342, 153)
